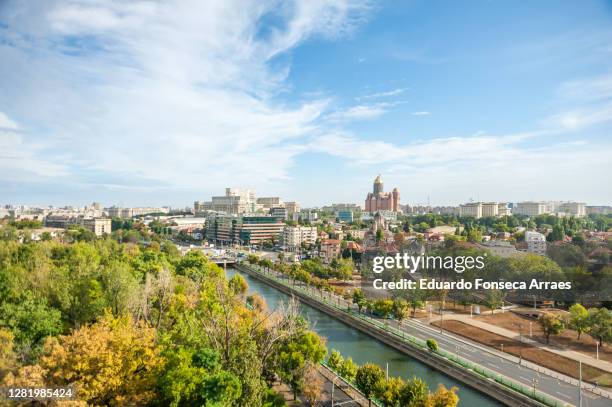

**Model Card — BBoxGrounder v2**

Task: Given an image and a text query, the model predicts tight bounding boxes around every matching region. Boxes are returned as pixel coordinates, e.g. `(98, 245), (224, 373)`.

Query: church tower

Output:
(373, 175), (383, 195)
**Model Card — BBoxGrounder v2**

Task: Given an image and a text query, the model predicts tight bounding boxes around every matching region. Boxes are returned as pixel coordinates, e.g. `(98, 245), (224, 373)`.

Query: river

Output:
(226, 268), (500, 406)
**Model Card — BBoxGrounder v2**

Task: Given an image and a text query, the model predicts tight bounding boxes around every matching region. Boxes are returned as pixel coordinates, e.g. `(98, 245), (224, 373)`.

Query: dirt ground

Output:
(476, 311), (612, 363)
(432, 320), (612, 387)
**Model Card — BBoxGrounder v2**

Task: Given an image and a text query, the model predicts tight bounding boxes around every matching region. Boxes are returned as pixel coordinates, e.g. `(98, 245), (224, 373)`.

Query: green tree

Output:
(484, 290), (503, 315)
(356, 363), (385, 407)
(352, 289), (365, 313)
(588, 308), (612, 346)
(373, 299), (394, 319)
(392, 298), (409, 328)
(327, 349), (344, 371)
(399, 377), (428, 407)
(339, 357), (358, 382)
(278, 330), (326, 400)
(228, 274), (248, 296)
(568, 304), (590, 340)
(426, 339), (438, 352)
(375, 376), (404, 407)
(538, 312), (565, 344)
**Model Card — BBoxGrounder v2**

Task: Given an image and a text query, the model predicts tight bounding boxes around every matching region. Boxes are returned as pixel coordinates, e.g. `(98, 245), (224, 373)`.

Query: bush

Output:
(426, 339), (438, 352)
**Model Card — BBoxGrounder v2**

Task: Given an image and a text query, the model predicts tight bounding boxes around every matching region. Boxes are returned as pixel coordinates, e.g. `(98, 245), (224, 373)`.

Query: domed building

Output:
(364, 175), (400, 212)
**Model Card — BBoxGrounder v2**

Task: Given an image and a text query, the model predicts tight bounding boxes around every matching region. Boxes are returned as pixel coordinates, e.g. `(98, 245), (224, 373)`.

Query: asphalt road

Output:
(267, 269), (610, 407)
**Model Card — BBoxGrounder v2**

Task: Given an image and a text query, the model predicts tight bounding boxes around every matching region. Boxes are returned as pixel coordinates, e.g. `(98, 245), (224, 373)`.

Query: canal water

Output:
(226, 268), (500, 406)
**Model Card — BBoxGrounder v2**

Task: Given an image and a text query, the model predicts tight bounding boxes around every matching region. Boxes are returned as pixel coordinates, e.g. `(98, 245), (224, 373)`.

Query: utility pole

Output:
(579, 361), (582, 407)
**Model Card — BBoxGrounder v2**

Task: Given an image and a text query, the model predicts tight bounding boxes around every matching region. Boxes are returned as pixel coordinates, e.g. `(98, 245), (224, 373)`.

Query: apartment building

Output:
(206, 215), (284, 245)
(282, 225), (317, 250)
(459, 202), (482, 218)
(202, 188), (257, 215)
(319, 239), (341, 263)
(525, 231), (547, 256)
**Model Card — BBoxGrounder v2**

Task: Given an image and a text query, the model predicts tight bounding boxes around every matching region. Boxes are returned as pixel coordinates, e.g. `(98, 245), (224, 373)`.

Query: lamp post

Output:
(331, 374), (340, 407)
(532, 378), (538, 396)
(514, 323), (523, 365)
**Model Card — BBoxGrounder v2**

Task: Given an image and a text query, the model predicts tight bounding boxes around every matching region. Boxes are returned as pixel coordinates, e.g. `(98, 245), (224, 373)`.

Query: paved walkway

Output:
(440, 312), (612, 372)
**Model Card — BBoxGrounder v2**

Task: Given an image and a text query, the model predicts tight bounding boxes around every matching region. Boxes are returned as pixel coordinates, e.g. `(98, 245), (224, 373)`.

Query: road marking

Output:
(519, 376), (531, 382)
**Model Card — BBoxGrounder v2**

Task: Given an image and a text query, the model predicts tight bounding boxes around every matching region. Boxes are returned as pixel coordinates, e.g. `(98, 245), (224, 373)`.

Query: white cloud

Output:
(0, 0), (369, 191)
(326, 104), (389, 121)
(411, 111), (430, 116)
(544, 103), (612, 131)
(357, 87), (406, 100)
(0, 112), (19, 130)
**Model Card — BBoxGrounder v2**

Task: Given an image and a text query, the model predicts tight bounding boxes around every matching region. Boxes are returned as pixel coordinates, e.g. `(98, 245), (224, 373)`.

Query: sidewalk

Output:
(441, 312), (612, 372)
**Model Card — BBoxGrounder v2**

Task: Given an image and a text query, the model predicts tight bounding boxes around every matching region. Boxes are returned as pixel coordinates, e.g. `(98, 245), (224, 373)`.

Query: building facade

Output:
(206, 215), (283, 245)
(202, 188), (257, 214)
(282, 225), (317, 250)
(364, 175), (400, 212)
(525, 231), (547, 256)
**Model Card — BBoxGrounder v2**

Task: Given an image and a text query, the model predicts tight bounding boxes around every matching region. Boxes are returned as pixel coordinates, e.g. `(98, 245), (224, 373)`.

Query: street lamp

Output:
(532, 377), (538, 396)
(331, 374), (340, 407)
(514, 323), (523, 365)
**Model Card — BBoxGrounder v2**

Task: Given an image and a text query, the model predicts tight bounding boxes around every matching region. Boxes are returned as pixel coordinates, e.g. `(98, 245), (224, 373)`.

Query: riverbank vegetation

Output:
(326, 349), (458, 407)
(0, 236), (331, 406)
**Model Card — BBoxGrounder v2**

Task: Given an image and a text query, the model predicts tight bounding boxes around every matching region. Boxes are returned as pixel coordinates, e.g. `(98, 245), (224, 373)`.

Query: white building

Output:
(481, 202), (499, 217)
(498, 203), (511, 217)
(82, 218), (112, 236)
(513, 202), (551, 217)
(202, 188), (257, 215)
(525, 231), (547, 256)
(459, 202), (482, 218)
(282, 225), (317, 250)
(557, 202), (586, 217)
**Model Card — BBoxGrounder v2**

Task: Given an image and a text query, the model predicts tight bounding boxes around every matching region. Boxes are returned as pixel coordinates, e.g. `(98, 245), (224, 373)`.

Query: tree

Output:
(588, 308), (612, 346)
(327, 349), (344, 371)
(538, 312), (565, 344)
(376, 229), (384, 242)
(40, 314), (162, 405)
(373, 299), (394, 319)
(427, 384), (459, 407)
(356, 363), (385, 407)
(484, 290), (503, 315)
(247, 254), (259, 265)
(339, 357), (358, 382)
(228, 274), (248, 296)
(0, 328), (17, 381)
(352, 289), (365, 313)
(278, 330), (326, 400)
(568, 304), (590, 340)
(399, 377), (428, 407)
(426, 339), (438, 352)
(392, 299), (409, 327)
(302, 362), (324, 406)
(375, 376), (404, 407)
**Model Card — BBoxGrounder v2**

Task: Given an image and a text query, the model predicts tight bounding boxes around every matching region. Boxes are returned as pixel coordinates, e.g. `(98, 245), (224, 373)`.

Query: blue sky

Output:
(1, 0), (611, 208)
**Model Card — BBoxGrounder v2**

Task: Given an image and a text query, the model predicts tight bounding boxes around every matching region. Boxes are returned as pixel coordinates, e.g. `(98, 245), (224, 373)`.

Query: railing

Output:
(242, 264), (572, 407)
(320, 360), (384, 407)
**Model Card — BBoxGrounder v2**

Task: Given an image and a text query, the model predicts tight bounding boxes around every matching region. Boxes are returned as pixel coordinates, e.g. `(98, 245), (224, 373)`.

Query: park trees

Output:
(568, 304), (590, 340)
(278, 330), (327, 400)
(588, 307), (612, 346)
(353, 288), (366, 313)
(538, 312), (565, 344)
(392, 298), (409, 327)
(40, 314), (162, 405)
(356, 363), (385, 407)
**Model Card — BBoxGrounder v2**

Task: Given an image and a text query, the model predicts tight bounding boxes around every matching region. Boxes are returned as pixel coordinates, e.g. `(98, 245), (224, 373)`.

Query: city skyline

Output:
(1, 0), (612, 207)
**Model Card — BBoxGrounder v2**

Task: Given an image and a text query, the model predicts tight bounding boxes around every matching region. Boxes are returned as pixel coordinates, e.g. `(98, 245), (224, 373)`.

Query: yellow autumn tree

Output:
(39, 313), (162, 406)
(426, 384), (459, 407)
